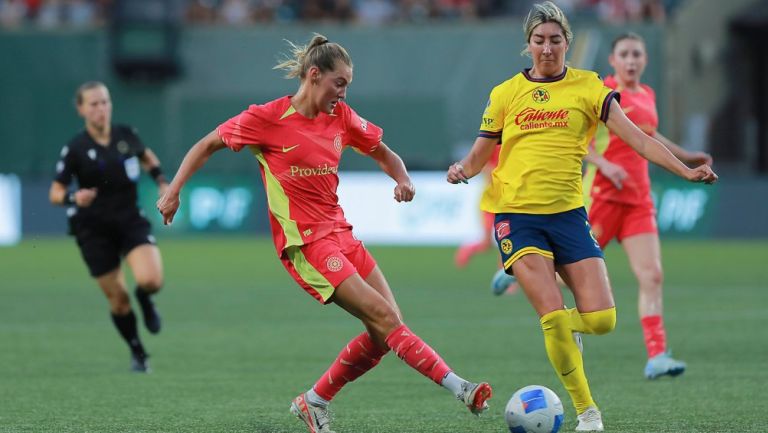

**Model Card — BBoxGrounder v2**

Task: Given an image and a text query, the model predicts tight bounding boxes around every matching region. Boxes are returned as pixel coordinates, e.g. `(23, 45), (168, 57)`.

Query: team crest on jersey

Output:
(500, 238), (513, 255)
(87, 149), (97, 160)
(495, 220), (511, 239)
(326, 256), (343, 272)
(532, 87), (550, 104)
(333, 133), (342, 153)
(117, 140), (130, 154)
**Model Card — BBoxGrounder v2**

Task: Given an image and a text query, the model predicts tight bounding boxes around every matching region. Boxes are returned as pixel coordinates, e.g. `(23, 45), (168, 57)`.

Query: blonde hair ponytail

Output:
(274, 33), (352, 80)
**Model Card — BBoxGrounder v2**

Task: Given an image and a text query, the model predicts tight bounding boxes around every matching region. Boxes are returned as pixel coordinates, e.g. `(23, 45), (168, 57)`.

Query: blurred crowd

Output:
(1, 0), (674, 29)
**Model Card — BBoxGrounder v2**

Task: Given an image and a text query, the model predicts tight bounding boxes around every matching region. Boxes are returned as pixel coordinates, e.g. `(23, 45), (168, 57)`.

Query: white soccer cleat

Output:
(290, 393), (336, 433)
(459, 381), (493, 415)
(575, 406), (604, 431)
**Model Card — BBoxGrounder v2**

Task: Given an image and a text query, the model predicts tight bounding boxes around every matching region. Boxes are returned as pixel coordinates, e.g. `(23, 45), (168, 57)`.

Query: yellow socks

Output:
(567, 307), (616, 335)
(540, 309), (596, 413)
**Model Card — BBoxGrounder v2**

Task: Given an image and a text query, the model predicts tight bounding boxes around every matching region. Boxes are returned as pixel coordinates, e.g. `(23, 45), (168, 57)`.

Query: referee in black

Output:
(49, 81), (166, 373)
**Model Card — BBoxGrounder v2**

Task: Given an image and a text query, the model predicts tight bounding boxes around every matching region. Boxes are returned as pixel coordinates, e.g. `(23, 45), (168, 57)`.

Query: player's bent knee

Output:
(367, 303), (402, 336)
(580, 307), (616, 335)
(137, 277), (163, 292)
(107, 293), (131, 314)
(640, 267), (663, 289)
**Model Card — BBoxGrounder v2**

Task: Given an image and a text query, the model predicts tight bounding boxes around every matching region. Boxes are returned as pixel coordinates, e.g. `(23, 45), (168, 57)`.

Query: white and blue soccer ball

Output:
(505, 385), (564, 433)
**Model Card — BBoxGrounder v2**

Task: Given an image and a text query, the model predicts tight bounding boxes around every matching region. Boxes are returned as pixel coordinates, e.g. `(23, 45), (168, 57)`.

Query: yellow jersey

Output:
(478, 67), (619, 214)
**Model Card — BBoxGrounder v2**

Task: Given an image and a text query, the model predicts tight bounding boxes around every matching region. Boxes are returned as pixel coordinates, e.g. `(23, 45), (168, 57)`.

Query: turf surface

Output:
(1, 237), (766, 432)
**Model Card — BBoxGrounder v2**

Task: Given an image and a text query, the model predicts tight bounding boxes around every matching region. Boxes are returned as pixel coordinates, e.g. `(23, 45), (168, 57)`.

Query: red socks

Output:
(385, 324), (451, 384)
(313, 332), (389, 401)
(640, 315), (667, 358)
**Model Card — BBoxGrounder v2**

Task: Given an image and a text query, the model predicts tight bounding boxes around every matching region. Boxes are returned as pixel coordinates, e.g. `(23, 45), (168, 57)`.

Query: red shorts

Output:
(280, 230), (377, 304)
(588, 199), (657, 249)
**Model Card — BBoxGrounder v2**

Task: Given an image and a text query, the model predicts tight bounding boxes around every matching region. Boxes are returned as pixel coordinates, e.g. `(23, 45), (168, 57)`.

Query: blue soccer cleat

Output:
(644, 352), (686, 379)
(490, 268), (517, 296)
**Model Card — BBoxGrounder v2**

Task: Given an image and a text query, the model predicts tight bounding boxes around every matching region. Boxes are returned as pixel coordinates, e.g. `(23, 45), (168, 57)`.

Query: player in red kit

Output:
(157, 34), (491, 433)
(583, 33), (713, 380)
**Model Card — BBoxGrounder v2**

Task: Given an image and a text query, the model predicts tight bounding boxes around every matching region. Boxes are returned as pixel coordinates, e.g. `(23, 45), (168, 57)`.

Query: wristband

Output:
(149, 166), (168, 185)
(62, 191), (76, 206)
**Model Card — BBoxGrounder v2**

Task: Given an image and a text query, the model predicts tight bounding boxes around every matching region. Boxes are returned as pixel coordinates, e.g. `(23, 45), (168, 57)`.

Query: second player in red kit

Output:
(583, 32), (714, 380)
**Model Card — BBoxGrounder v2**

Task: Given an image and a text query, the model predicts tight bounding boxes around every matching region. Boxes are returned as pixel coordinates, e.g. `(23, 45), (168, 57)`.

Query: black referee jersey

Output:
(54, 124), (148, 221)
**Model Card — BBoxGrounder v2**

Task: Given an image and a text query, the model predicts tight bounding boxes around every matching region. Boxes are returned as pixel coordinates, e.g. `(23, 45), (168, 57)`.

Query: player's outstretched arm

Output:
(157, 130), (226, 224)
(653, 131), (714, 167)
(605, 100), (717, 184)
(447, 136), (498, 184)
(368, 142), (415, 202)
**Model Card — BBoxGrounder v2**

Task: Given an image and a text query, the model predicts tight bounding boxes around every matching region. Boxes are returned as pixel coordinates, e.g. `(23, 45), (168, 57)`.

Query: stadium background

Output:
(1, 1), (767, 432)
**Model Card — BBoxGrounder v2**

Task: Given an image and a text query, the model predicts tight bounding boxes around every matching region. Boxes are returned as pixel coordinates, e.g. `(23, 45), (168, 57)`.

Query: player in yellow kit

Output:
(447, 2), (717, 431)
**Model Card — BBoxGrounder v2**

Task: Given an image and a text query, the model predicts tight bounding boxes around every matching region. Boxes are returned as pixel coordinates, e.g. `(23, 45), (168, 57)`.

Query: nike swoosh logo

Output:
(562, 367), (577, 376)
(282, 144), (300, 153)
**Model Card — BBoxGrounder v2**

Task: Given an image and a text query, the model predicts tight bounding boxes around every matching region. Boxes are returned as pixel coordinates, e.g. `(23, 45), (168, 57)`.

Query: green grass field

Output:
(1, 237), (767, 433)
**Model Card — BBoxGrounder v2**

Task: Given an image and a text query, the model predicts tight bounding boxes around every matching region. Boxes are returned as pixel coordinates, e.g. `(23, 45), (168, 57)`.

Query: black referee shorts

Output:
(72, 212), (156, 277)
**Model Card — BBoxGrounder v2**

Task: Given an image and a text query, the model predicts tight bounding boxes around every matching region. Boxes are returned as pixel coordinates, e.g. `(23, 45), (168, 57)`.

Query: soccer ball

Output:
(504, 385), (564, 433)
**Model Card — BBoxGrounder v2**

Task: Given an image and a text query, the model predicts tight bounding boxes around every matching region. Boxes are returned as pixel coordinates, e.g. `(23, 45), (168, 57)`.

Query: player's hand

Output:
(685, 164), (718, 184)
(394, 181), (415, 202)
(447, 162), (469, 184)
(597, 160), (628, 190)
(75, 188), (97, 207)
(156, 191), (180, 225)
(686, 151), (713, 167)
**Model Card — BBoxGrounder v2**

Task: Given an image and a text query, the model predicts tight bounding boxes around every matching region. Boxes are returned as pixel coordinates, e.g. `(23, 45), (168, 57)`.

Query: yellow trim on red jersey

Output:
(250, 147), (303, 249)
(285, 246), (335, 302)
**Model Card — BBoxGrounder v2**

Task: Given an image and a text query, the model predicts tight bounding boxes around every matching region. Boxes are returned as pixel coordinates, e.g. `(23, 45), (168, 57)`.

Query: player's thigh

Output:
(337, 230), (402, 319)
(332, 273), (402, 343)
(556, 257), (614, 313)
(363, 266), (402, 320)
(125, 244), (163, 290)
(512, 254), (563, 317)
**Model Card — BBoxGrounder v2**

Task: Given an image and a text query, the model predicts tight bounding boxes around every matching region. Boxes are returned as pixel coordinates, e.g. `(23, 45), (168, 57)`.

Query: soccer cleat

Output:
(459, 381), (493, 415)
(130, 352), (150, 373)
(644, 352), (686, 380)
(491, 268), (517, 296)
(135, 288), (162, 334)
(575, 406), (603, 431)
(290, 393), (335, 433)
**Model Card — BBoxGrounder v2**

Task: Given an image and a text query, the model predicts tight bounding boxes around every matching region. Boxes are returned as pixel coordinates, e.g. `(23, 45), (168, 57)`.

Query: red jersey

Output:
(217, 96), (383, 256)
(588, 75), (657, 206)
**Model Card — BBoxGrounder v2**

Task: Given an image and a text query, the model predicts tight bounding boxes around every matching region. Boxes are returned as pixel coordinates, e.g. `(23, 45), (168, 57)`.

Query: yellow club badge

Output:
(501, 238), (513, 254)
